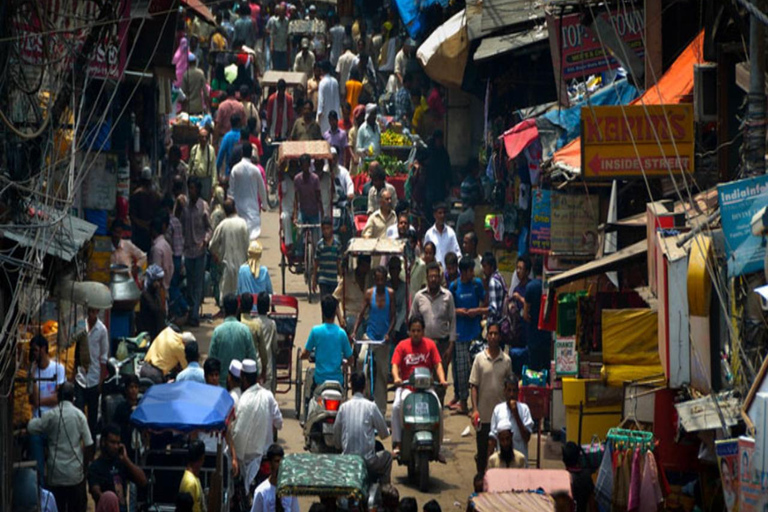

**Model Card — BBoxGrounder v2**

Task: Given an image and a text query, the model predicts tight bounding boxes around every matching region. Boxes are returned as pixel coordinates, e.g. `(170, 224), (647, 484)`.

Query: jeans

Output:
(29, 433), (46, 485)
(169, 255), (189, 317)
(185, 255), (206, 321)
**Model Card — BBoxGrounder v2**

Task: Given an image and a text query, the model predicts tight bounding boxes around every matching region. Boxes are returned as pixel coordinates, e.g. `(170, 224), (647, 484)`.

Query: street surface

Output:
(189, 208), (564, 509)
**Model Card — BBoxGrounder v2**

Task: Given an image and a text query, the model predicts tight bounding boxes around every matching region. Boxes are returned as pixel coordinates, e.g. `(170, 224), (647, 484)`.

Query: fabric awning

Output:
(180, 0), (215, 24)
(501, 118), (539, 160)
(551, 30), (705, 172)
(474, 27), (548, 62)
(548, 239), (647, 289)
(416, 5), (482, 88)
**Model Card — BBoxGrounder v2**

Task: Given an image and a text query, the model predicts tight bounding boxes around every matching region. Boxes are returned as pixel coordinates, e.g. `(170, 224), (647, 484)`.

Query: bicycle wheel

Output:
(266, 155), (279, 209)
(304, 234), (313, 303)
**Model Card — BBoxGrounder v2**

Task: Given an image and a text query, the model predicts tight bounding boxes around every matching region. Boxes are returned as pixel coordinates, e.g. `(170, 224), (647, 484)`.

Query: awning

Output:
(548, 239), (647, 290)
(551, 30), (705, 172)
(394, 0), (450, 39)
(416, 5), (482, 88)
(1, 208), (98, 262)
(501, 118), (539, 160)
(474, 26), (548, 62)
(180, 0), (215, 24)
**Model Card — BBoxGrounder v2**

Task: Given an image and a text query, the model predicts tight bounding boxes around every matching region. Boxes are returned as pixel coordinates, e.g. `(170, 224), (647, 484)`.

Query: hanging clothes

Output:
(612, 449), (631, 512)
(627, 448), (643, 511)
(638, 450), (664, 512)
(595, 443), (614, 512)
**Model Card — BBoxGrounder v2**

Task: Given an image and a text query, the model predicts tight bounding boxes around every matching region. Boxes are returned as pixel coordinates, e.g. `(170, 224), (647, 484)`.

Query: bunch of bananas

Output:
(381, 130), (411, 147)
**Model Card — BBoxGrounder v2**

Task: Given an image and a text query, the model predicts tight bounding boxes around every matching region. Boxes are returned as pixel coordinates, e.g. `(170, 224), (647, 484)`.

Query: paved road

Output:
(189, 208), (562, 509)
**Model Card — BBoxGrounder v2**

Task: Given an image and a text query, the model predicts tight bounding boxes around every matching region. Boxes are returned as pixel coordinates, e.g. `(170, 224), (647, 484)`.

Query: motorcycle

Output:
(394, 367), (442, 492)
(101, 353), (154, 426)
(303, 379), (345, 454)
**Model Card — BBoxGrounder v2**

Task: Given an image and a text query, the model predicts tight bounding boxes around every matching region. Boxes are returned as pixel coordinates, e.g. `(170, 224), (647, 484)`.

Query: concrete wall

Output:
(445, 87), (485, 174)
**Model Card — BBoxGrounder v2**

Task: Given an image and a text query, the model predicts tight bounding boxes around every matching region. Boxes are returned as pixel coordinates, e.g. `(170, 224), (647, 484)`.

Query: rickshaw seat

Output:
(271, 295), (299, 309)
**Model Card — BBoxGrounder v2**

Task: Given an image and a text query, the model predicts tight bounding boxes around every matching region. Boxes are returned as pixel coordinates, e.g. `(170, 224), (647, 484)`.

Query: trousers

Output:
(185, 255), (206, 321)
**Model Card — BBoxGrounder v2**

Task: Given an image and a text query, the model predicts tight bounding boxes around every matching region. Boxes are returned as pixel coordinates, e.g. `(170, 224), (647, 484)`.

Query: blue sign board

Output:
(530, 188), (551, 254)
(718, 175), (768, 277)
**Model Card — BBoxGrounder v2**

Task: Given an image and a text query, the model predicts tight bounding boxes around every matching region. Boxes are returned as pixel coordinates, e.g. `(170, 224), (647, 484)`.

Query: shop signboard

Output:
(548, 9), (645, 81)
(718, 174), (768, 277)
(13, 0), (131, 80)
(739, 436), (768, 512)
(80, 152), (118, 210)
(555, 336), (578, 376)
(580, 104), (695, 179)
(716, 439), (740, 512)
(530, 188), (551, 254)
(549, 193), (599, 256)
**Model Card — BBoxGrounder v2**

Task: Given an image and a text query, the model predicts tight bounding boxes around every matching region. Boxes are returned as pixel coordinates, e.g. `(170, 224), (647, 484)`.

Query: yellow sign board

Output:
(580, 104), (695, 179)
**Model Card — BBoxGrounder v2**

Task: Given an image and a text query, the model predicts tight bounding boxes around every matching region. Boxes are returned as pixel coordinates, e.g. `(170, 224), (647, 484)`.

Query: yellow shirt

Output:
(179, 469), (204, 512)
(144, 326), (187, 375)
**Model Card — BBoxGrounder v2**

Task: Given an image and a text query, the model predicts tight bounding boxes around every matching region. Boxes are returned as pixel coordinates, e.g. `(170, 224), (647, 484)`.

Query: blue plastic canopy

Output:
(541, 79), (638, 151)
(130, 381), (234, 433)
(394, 0), (450, 39)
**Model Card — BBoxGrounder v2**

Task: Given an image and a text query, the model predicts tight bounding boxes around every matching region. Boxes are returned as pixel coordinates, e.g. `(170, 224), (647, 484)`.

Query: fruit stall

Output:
(352, 128), (416, 199)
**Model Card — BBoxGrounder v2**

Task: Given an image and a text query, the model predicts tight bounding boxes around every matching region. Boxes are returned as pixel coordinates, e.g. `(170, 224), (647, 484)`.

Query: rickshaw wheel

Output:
(295, 348), (303, 419)
(281, 253), (287, 295)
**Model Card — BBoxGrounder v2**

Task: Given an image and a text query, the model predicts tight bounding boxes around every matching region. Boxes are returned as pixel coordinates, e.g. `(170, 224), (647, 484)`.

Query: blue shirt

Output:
(217, 129), (240, 176)
(305, 323), (352, 385)
(450, 277), (485, 343)
(237, 264), (273, 295)
(175, 361), (205, 383)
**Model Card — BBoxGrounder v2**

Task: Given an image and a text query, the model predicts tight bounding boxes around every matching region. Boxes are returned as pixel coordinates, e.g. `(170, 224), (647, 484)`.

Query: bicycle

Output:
(295, 222), (321, 303)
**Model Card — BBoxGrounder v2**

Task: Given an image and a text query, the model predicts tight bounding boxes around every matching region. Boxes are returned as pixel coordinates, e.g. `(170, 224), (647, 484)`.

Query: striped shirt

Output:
(316, 236), (341, 287)
(333, 393), (390, 464)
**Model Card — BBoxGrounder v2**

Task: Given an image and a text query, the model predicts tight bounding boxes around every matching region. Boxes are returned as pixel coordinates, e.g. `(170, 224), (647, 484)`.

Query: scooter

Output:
(394, 367), (442, 492)
(101, 355), (154, 425)
(303, 378), (345, 453)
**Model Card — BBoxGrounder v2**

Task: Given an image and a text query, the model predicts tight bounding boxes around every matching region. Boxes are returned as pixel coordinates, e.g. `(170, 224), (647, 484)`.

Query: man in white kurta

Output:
(231, 362), (283, 492)
(209, 199), (250, 304)
(229, 143), (267, 240)
(316, 60), (341, 134)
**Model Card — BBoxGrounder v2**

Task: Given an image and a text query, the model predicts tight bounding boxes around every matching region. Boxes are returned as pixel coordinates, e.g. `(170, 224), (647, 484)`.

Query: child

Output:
(313, 217), (342, 298)
(444, 252), (459, 288)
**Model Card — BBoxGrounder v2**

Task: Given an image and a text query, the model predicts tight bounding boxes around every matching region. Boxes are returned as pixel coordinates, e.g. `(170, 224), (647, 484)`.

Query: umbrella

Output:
(131, 381), (234, 433)
(416, 9), (471, 88)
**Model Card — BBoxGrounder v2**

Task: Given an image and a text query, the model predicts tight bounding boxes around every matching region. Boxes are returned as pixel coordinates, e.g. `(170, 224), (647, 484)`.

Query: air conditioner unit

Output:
(694, 63), (718, 123)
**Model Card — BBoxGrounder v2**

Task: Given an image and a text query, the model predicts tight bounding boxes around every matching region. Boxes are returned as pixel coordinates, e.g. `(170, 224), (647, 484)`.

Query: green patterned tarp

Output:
(276, 454), (369, 500)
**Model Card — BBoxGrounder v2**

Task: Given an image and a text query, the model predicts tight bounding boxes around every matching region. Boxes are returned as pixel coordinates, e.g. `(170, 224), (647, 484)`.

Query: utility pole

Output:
(746, 0), (766, 176)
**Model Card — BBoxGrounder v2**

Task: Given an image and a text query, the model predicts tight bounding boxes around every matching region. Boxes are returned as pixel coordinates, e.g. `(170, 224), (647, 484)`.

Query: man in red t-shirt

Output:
(391, 314), (448, 454)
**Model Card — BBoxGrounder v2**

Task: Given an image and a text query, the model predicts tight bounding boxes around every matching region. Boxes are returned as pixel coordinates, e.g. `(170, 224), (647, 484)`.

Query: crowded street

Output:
(1, 1), (763, 512)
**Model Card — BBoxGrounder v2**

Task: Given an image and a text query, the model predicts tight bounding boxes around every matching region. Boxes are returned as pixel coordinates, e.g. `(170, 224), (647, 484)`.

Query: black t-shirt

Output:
(112, 402), (136, 461)
(88, 456), (129, 511)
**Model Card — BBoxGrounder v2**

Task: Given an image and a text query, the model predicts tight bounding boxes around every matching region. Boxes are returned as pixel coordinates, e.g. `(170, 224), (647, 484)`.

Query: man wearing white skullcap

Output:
(227, 359), (243, 406)
(488, 375), (533, 466)
(356, 104), (381, 157)
(231, 353), (283, 493)
(487, 420), (526, 469)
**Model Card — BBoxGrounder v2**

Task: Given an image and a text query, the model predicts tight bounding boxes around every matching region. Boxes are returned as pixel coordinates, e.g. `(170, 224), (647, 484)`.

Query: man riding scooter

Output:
(391, 314), (448, 462)
(301, 296), (353, 450)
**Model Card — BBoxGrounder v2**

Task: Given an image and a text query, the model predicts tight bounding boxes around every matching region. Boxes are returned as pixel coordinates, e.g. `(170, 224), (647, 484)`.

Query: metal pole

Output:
(747, 0), (766, 176)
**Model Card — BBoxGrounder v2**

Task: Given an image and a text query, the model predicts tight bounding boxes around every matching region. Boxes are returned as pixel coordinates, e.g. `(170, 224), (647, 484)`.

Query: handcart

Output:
(276, 453), (381, 511)
(130, 381), (235, 512)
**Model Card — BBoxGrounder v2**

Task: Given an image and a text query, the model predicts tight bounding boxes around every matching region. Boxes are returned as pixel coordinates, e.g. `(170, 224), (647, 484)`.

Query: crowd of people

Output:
(23, 2), (598, 512)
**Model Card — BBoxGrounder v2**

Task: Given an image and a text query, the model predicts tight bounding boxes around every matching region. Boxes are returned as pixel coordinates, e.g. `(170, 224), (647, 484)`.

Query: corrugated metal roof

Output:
(481, 0), (547, 34)
(1, 207), (98, 262)
(474, 26), (548, 62)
